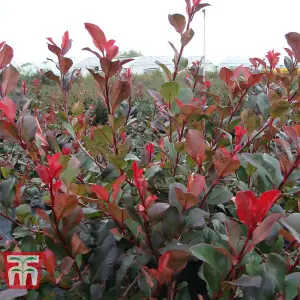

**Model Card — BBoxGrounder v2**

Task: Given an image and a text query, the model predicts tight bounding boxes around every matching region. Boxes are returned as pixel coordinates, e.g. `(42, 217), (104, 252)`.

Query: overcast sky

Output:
(1, 0), (299, 66)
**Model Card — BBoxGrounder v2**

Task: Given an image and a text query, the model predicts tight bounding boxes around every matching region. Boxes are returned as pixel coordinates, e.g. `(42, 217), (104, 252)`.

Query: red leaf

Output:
(47, 38), (57, 46)
(36, 208), (52, 224)
(188, 174), (205, 196)
(43, 227), (60, 243)
(35, 165), (51, 184)
(44, 71), (61, 86)
(0, 44), (13, 69)
(110, 80), (131, 113)
(233, 65), (250, 81)
(62, 207), (83, 231)
(54, 193), (78, 220)
(42, 250), (56, 276)
(47, 153), (63, 179)
(219, 67), (235, 89)
(0, 120), (18, 143)
(109, 203), (129, 225)
(58, 57), (73, 74)
(285, 32), (300, 62)
(212, 149), (240, 177)
(61, 31), (72, 56)
(175, 187), (199, 211)
(246, 213), (282, 252)
(247, 73), (263, 86)
(87, 69), (105, 91)
(168, 14), (186, 35)
(90, 185), (109, 202)
(0, 97), (17, 124)
(235, 190), (257, 228)
(106, 45), (119, 60)
(60, 256), (74, 275)
(284, 126), (298, 145)
(181, 28), (194, 47)
(100, 57), (120, 78)
(0, 41), (5, 49)
(82, 47), (102, 59)
(47, 44), (61, 56)
(71, 232), (89, 255)
(1, 65), (19, 97)
(158, 252), (171, 272)
(253, 190), (281, 225)
(284, 47), (293, 59)
(84, 23), (107, 53)
(111, 175), (126, 203)
(186, 129), (206, 161)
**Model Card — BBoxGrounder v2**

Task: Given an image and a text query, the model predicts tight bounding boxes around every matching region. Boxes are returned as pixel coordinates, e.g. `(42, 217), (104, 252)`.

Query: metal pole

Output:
(203, 9), (206, 82)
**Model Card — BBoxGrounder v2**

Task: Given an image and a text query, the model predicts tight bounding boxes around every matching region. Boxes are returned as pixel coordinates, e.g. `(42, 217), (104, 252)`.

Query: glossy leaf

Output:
(168, 14), (186, 34)
(54, 193), (78, 221)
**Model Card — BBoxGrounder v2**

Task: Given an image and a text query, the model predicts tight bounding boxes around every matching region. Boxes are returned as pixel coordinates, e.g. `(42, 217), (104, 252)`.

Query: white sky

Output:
(1, 0), (299, 66)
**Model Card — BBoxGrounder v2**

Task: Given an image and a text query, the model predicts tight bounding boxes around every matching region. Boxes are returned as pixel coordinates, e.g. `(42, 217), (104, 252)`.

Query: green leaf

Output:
(116, 255), (135, 287)
(198, 262), (220, 299)
(155, 61), (172, 81)
(138, 273), (153, 297)
(21, 236), (38, 252)
(228, 275), (262, 287)
(177, 88), (193, 104)
(145, 165), (161, 179)
(178, 56), (188, 72)
(159, 82), (179, 102)
(89, 234), (119, 283)
(241, 108), (259, 135)
(71, 102), (84, 116)
(270, 99), (290, 119)
(185, 208), (207, 229)
(162, 206), (182, 241)
(207, 186), (233, 205)
(0, 176), (16, 207)
(257, 93), (270, 119)
(124, 153), (141, 162)
(191, 244), (220, 272)
(264, 253), (286, 292)
(107, 154), (128, 170)
(239, 153), (283, 191)
(16, 204), (31, 223)
(284, 273), (300, 300)
(280, 213), (300, 243)
(62, 121), (75, 138)
(61, 156), (81, 187)
(0, 289), (28, 300)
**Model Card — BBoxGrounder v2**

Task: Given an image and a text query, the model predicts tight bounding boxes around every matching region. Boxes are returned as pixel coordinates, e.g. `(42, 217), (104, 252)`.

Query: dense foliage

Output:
(0, 0), (300, 299)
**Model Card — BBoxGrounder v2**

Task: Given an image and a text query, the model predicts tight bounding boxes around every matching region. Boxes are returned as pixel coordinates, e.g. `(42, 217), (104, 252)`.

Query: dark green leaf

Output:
(116, 255), (135, 287)
(162, 206), (182, 241)
(207, 186), (233, 205)
(284, 272), (300, 300)
(264, 253), (286, 292)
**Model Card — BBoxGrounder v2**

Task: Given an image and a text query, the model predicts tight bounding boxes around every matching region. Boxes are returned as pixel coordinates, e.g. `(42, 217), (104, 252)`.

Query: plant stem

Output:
(288, 257), (299, 273)
(214, 234), (251, 299)
(278, 152), (300, 191)
(49, 182), (84, 282)
(120, 273), (141, 300)
(226, 88), (249, 127)
(0, 212), (42, 234)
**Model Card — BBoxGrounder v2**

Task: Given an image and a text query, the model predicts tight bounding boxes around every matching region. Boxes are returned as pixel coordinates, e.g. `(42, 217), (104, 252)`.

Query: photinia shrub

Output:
(0, 0), (300, 299)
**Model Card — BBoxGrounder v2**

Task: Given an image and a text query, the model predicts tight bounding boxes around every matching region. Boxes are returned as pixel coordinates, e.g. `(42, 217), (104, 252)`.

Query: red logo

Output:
(3, 252), (43, 289)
